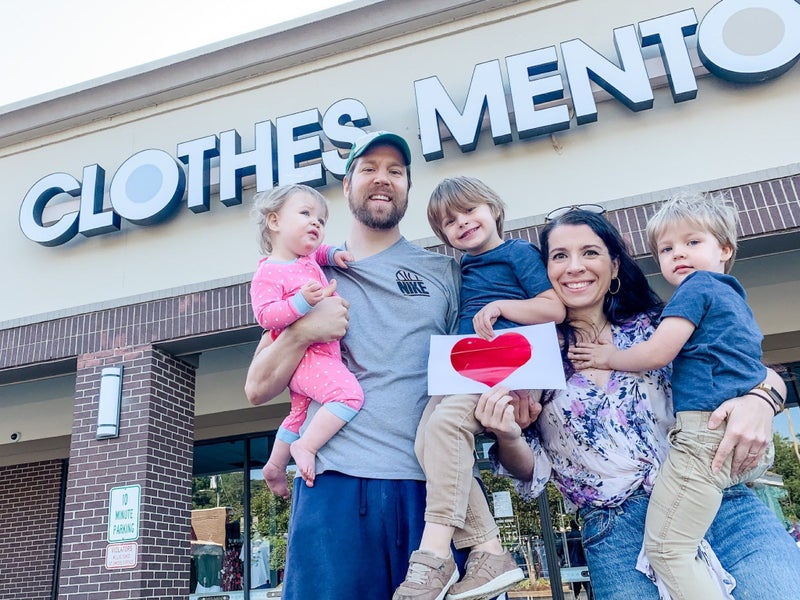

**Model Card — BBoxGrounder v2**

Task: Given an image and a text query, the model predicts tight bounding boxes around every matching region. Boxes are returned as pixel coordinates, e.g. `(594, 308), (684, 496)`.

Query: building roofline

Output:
(0, 0), (521, 148)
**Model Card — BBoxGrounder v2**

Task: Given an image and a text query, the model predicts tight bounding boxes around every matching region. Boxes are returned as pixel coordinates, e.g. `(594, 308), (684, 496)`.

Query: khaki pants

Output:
(415, 394), (499, 549)
(644, 410), (774, 600)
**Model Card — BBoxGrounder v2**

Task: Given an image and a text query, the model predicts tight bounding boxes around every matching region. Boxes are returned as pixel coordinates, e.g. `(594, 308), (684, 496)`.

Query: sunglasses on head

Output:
(544, 204), (606, 222)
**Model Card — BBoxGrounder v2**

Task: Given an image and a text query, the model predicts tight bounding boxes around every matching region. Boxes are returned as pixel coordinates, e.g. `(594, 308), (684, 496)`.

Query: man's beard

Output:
(349, 198), (407, 230)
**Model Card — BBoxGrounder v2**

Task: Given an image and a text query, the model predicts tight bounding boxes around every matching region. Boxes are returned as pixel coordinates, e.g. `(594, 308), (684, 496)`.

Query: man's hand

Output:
(293, 289), (349, 343)
(244, 291), (349, 405)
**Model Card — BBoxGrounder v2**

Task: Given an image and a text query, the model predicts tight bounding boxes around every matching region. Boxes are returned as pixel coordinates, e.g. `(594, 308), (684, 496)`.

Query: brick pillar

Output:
(58, 345), (195, 599)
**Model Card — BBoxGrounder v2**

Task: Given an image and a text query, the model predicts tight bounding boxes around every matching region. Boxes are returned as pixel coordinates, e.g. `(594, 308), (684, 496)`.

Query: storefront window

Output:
(189, 432), (587, 599)
(476, 436), (584, 600)
(248, 436), (292, 593)
(191, 436), (287, 600)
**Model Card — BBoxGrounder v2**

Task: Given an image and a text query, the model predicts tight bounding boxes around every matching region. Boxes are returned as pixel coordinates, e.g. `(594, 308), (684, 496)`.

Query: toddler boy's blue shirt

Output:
(457, 238), (552, 334)
(662, 270), (766, 413)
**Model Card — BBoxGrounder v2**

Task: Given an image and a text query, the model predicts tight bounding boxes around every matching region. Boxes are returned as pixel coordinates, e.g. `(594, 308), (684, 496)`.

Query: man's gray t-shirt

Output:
(303, 237), (460, 480)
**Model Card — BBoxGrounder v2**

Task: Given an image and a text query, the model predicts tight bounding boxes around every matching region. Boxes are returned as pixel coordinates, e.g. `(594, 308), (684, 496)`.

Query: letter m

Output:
(415, 60), (512, 161)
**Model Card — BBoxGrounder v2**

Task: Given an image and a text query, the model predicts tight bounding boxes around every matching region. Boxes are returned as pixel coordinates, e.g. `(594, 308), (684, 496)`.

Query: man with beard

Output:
(245, 131), (461, 599)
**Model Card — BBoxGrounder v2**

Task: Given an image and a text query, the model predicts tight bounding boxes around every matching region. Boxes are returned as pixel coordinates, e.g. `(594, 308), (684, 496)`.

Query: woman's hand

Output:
(476, 386), (540, 481)
(513, 389), (543, 430)
(475, 386), (542, 440)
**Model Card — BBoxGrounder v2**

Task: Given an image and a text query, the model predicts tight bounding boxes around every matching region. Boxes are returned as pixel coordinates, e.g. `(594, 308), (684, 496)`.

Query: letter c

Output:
(19, 173), (81, 246)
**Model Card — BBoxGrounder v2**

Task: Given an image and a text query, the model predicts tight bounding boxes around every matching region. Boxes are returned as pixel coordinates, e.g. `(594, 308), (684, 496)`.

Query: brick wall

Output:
(57, 346), (195, 600)
(0, 460), (63, 600)
(428, 173), (800, 258)
(3, 172), (800, 373)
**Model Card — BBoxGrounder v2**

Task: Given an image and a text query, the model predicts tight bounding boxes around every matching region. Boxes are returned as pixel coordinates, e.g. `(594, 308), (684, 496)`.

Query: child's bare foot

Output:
(262, 461), (289, 498)
(290, 441), (317, 487)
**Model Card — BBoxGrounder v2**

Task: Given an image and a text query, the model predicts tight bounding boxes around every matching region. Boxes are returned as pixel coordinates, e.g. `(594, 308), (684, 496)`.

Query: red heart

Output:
(450, 332), (532, 387)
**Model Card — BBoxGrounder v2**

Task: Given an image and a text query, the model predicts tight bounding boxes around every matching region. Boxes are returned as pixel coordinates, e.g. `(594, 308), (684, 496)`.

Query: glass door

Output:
(192, 435), (289, 600)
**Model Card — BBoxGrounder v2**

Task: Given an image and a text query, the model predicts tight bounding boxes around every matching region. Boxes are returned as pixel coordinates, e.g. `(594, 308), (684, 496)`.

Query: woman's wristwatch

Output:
(747, 383), (787, 416)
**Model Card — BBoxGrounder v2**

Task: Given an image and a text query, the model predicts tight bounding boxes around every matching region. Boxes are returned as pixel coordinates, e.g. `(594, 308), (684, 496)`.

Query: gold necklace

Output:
(591, 319), (608, 343)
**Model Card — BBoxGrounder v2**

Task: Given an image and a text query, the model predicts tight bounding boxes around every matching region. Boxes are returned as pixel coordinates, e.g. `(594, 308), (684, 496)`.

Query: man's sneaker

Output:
(393, 550), (459, 600)
(446, 550), (525, 600)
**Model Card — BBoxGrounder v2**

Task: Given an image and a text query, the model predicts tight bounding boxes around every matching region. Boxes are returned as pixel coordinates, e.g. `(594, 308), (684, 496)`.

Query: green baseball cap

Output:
(344, 130), (412, 174)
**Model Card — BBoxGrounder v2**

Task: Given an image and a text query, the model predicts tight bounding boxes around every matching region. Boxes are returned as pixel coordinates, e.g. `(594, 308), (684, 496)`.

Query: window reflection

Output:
(189, 433), (582, 599)
(477, 434), (589, 599)
(250, 473), (292, 591)
(191, 435), (290, 600)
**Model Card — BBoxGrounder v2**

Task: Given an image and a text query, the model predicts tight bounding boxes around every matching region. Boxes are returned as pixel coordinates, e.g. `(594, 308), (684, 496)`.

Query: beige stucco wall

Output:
(2, 0), (799, 326)
(2, 0), (799, 458)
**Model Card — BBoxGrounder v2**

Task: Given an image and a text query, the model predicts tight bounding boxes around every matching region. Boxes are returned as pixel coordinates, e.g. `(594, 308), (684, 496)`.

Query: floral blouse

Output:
(495, 312), (676, 512)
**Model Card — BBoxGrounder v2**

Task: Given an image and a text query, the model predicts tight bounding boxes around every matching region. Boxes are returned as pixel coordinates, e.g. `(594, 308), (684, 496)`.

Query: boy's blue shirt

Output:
(661, 270), (766, 413)
(457, 238), (552, 334)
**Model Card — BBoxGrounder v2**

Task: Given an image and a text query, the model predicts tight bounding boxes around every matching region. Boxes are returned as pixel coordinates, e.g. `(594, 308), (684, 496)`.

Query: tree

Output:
(251, 478), (293, 538)
(772, 433), (800, 521)
(251, 477), (294, 574)
(192, 475), (215, 509)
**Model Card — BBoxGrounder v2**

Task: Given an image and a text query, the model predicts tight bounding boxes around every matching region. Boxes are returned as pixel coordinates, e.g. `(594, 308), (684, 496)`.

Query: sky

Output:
(0, 0), (350, 108)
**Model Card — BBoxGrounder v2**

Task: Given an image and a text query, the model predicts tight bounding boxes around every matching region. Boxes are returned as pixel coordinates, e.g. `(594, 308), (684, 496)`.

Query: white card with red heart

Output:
(427, 323), (566, 394)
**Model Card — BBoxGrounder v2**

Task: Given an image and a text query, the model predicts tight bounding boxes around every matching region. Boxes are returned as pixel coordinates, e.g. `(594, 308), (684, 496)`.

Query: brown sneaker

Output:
(393, 550), (459, 600)
(446, 550), (525, 600)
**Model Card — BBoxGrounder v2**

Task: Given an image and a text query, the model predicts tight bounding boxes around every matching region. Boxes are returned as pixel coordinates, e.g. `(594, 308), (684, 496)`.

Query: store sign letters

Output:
(19, 0), (800, 246)
(416, 0), (800, 160)
(20, 99), (370, 246)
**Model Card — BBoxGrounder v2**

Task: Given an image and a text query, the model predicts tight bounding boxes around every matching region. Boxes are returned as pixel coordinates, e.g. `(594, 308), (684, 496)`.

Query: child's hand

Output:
(300, 280), (326, 306)
(302, 279), (337, 307)
(332, 250), (354, 269)
(568, 341), (615, 370)
(473, 301), (502, 340)
(475, 387), (542, 440)
(514, 389), (543, 430)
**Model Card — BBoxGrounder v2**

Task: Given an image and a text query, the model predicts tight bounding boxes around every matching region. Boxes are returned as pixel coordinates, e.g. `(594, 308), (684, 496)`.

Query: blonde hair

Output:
(427, 176), (505, 246)
(251, 184), (328, 254)
(646, 190), (739, 273)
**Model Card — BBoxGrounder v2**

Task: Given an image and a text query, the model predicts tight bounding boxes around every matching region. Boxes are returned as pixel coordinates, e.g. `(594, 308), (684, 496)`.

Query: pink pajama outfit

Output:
(250, 244), (363, 443)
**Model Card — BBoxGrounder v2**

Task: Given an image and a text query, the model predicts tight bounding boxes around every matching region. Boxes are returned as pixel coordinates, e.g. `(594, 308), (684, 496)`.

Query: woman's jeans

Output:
(579, 484), (800, 599)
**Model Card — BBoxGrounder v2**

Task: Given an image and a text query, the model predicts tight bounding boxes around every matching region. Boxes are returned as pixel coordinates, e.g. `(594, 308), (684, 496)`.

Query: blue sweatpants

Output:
(282, 472), (473, 600)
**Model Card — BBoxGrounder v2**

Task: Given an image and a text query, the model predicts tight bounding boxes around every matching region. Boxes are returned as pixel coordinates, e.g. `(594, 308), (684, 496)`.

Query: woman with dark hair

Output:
(542, 210), (664, 380)
(476, 209), (800, 598)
